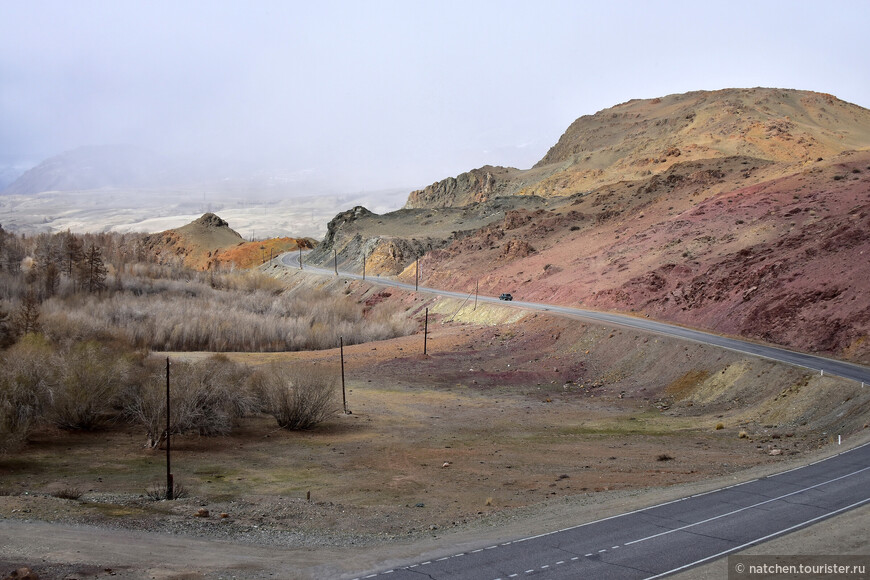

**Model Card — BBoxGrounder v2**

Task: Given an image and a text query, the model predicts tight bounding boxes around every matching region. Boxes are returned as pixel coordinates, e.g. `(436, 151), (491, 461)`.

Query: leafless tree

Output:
(79, 244), (107, 293)
(15, 289), (40, 335)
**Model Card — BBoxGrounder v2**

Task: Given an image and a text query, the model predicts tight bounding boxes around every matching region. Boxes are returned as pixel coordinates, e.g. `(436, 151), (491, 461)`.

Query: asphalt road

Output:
(282, 252), (870, 579)
(280, 252), (870, 384)
(345, 442), (870, 580)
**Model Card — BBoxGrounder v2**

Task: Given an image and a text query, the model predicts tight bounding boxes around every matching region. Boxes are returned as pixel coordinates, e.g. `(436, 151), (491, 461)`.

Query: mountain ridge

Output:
(0, 145), (182, 195)
(313, 87), (870, 363)
(405, 88), (870, 209)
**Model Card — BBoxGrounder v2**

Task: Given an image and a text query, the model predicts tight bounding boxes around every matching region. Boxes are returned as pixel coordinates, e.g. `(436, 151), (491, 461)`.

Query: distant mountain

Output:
(0, 145), (183, 195)
(406, 88), (870, 208)
(0, 155), (39, 190)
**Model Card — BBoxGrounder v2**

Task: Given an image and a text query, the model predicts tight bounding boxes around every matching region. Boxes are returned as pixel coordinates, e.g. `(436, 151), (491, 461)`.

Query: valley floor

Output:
(2, 291), (868, 578)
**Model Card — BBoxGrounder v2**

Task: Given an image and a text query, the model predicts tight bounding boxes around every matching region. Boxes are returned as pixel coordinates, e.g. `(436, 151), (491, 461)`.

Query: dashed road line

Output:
(352, 443), (870, 580)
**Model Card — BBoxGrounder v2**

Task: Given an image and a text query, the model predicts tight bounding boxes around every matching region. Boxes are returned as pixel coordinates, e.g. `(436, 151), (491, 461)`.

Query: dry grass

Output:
(664, 370), (710, 400)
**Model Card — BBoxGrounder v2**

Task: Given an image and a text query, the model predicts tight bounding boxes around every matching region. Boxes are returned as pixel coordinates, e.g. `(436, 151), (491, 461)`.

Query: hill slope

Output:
(313, 88), (870, 363)
(142, 212), (314, 270)
(406, 88), (870, 208)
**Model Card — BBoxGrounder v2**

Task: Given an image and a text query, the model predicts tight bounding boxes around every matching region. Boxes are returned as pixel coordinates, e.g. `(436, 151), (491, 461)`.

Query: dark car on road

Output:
(499, 293), (513, 301)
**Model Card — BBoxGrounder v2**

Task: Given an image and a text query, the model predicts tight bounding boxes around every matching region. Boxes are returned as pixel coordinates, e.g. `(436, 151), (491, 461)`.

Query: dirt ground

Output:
(2, 293), (868, 579)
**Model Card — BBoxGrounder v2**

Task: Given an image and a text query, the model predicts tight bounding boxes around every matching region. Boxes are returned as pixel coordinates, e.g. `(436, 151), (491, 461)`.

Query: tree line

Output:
(0, 224), (416, 455)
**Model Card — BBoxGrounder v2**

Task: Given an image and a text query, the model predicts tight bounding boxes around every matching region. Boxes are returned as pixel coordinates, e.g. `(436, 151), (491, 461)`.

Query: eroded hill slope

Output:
(314, 88), (870, 363)
(406, 88), (870, 208)
(142, 212), (314, 270)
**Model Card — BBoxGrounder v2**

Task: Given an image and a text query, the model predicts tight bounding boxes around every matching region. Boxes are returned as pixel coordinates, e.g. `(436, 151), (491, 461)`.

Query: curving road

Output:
(280, 252), (870, 384)
(282, 251), (870, 579)
(346, 442), (870, 580)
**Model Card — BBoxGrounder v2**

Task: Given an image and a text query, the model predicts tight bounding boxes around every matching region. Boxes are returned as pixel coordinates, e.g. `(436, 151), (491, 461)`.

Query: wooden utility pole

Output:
(423, 308), (429, 355)
(165, 358), (173, 500)
(474, 280), (479, 310)
(299, 246), (303, 270)
(340, 337), (347, 414)
(415, 258), (419, 292)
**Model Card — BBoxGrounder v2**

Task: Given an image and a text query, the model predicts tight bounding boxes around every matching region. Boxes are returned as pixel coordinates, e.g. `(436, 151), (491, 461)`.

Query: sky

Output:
(2, 0), (869, 194)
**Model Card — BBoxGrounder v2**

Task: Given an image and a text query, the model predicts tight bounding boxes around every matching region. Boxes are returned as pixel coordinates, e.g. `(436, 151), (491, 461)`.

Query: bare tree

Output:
(79, 244), (107, 294)
(0, 304), (13, 349)
(43, 262), (60, 299)
(15, 290), (40, 336)
(0, 228), (24, 274)
(62, 232), (85, 279)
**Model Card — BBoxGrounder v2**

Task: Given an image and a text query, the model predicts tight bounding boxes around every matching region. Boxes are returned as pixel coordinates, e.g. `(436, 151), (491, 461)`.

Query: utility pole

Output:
(423, 308), (429, 355)
(474, 280), (479, 310)
(299, 246), (303, 270)
(340, 337), (348, 414)
(334, 249), (338, 275)
(166, 358), (173, 500)
(415, 257), (419, 292)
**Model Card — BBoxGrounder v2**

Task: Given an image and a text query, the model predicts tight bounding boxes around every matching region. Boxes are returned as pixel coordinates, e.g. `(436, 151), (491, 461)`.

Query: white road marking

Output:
(626, 466), (870, 546)
(642, 497), (870, 580)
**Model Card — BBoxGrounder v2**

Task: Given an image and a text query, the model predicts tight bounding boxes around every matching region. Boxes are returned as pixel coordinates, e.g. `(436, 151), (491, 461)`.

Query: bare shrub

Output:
(255, 364), (338, 430)
(124, 355), (256, 448)
(37, 268), (416, 353)
(146, 480), (188, 501)
(211, 270), (285, 294)
(0, 335), (54, 453)
(52, 486), (83, 500)
(47, 341), (133, 430)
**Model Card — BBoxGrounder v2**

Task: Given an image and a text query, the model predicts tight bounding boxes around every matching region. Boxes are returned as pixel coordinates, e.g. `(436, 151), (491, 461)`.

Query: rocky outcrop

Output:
(405, 166), (524, 209)
(308, 206), (375, 264)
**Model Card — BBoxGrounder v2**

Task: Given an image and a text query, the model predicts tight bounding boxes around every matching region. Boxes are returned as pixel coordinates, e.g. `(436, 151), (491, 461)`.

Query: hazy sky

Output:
(2, 0), (869, 192)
